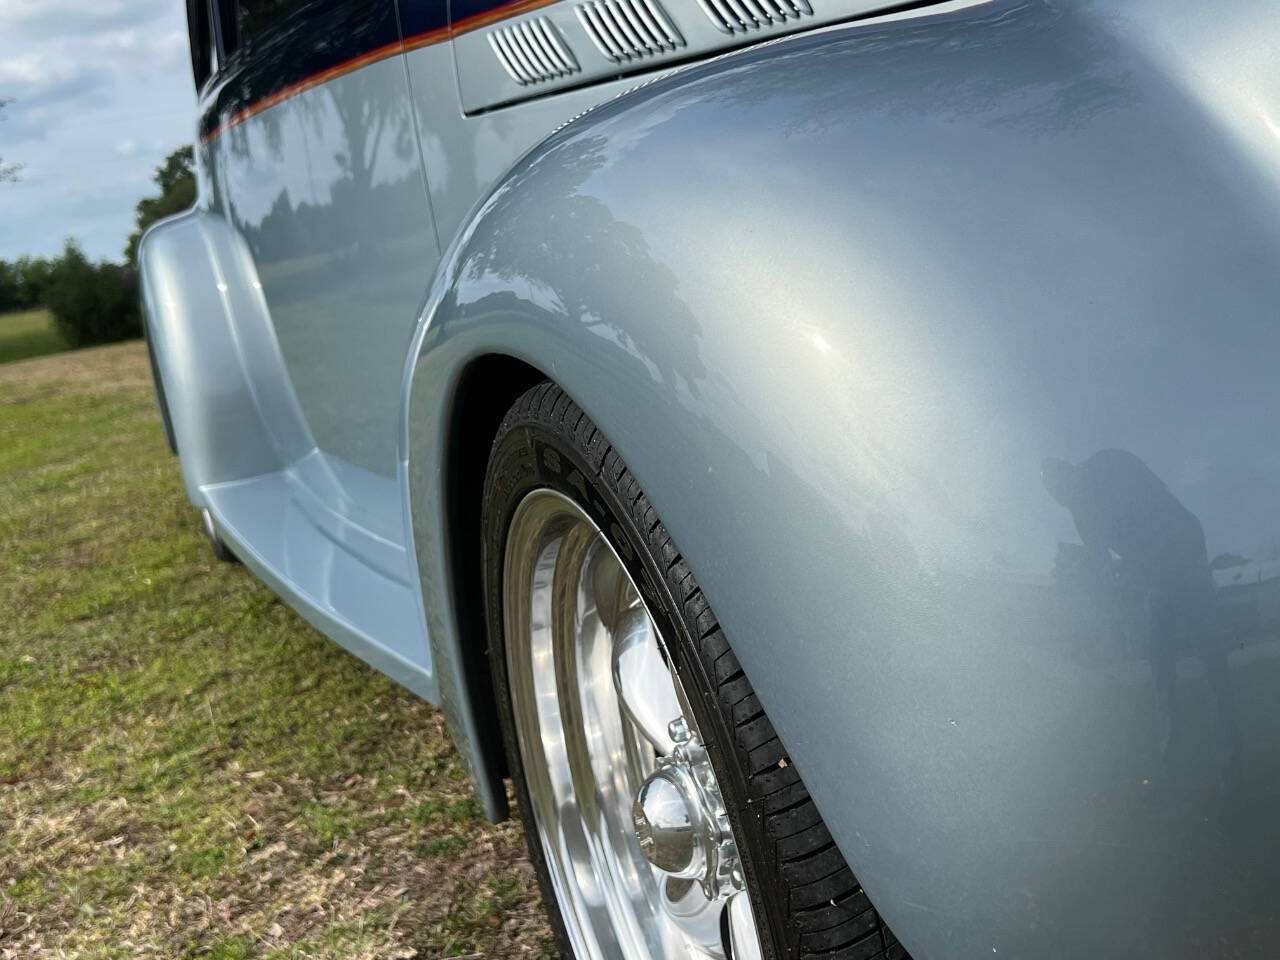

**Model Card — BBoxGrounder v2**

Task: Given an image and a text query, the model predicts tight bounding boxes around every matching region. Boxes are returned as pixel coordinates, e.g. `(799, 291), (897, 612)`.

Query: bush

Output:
(0, 256), (54, 313)
(43, 241), (140, 347)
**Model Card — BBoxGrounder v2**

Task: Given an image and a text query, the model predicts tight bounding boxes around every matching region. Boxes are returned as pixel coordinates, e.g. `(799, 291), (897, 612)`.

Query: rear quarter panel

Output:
(408, 0), (1280, 954)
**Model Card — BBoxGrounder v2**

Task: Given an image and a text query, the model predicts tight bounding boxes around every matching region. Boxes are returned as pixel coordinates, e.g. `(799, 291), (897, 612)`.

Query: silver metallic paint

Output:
(207, 55), (439, 478)
(406, 0), (1280, 954)
(138, 205), (438, 697)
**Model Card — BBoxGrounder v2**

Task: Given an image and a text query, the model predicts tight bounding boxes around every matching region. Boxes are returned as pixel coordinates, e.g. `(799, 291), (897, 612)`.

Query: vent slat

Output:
(515, 21), (555, 75)
(595, 3), (636, 59)
(637, 0), (680, 45)
(580, 4), (620, 60)
(486, 34), (514, 82)
(532, 20), (570, 74)
(505, 28), (543, 79)
(700, 0), (740, 33)
(696, 0), (812, 32)
(726, 0), (760, 29)
(603, 2), (647, 56)
(617, 1), (660, 52)
(529, 20), (568, 73)
(489, 17), (580, 84)
(638, 6), (670, 49)
(540, 17), (579, 70)
(629, 2), (665, 47)
(576, 0), (683, 62)
(491, 31), (530, 83)
(638, 0), (681, 48)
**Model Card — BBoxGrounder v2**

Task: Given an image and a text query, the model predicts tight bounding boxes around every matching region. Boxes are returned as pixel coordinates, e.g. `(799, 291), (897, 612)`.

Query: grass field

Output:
(0, 309), (69, 365)
(0, 341), (553, 958)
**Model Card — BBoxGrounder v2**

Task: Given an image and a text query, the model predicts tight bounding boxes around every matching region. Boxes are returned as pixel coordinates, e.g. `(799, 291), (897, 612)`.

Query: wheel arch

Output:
(402, 0), (1026, 830)
(435, 353), (549, 820)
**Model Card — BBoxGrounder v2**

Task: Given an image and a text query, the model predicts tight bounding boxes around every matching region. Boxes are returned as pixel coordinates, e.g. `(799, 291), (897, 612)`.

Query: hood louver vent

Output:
(696, 0), (812, 34)
(488, 18), (580, 85)
(575, 0), (684, 64)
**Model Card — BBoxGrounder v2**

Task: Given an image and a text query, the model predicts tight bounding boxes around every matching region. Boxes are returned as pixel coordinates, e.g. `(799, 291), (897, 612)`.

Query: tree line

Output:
(0, 143), (196, 348)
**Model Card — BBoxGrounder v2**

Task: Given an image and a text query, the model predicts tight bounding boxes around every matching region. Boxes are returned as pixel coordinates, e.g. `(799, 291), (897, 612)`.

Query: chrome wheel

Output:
(503, 489), (765, 960)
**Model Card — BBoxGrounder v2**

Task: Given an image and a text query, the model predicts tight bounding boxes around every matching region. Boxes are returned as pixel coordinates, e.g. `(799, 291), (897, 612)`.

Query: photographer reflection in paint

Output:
(1042, 450), (1240, 799)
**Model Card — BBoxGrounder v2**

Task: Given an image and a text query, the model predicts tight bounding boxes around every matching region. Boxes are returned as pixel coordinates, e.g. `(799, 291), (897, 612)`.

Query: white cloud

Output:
(0, 0), (197, 261)
(89, 25), (190, 73)
(0, 52), (114, 141)
(0, 0), (174, 39)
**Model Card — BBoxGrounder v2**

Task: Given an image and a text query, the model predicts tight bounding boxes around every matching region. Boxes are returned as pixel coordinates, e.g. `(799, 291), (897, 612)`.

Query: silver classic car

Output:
(140, 0), (1280, 956)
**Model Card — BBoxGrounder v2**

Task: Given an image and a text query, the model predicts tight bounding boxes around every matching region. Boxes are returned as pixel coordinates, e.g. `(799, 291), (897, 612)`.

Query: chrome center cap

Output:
(633, 766), (706, 877)
(632, 721), (743, 900)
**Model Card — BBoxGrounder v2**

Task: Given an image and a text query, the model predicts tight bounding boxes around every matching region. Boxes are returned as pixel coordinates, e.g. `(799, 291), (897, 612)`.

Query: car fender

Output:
(139, 209), (316, 502)
(404, 0), (1280, 954)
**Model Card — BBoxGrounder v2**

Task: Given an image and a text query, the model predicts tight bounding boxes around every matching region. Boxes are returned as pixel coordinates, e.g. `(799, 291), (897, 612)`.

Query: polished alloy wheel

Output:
(503, 489), (765, 960)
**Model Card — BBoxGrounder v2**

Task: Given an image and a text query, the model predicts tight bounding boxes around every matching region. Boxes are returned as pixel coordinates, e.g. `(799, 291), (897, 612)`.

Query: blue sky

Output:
(0, 0), (197, 262)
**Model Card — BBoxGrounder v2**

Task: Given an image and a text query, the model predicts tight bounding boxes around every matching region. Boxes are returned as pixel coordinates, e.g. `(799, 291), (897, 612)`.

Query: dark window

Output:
(213, 0), (240, 59)
(186, 0), (216, 89)
(234, 0), (310, 47)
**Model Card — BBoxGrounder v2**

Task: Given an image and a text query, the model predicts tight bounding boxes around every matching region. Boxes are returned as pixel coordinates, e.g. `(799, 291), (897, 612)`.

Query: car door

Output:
(202, 0), (440, 485)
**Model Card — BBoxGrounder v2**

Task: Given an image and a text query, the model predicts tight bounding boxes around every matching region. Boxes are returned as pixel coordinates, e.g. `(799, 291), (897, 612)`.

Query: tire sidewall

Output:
(483, 413), (785, 960)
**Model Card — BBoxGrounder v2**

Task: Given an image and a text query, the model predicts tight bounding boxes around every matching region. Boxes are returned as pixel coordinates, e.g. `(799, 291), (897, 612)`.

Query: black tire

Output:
(201, 508), (239, 564)
(482, 381), (908, 960)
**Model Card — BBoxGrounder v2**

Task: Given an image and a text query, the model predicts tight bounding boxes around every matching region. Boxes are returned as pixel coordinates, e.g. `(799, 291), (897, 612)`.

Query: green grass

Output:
(0, 308), (70, 364)
(0, 343), (553, 958)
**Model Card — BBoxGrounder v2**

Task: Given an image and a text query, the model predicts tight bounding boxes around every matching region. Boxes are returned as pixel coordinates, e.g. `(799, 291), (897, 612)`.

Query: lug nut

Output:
(668, 716), (692, 744)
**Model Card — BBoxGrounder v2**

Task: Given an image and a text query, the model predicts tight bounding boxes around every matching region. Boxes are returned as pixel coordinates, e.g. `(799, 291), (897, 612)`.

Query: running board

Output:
(201, 466), (436, 703)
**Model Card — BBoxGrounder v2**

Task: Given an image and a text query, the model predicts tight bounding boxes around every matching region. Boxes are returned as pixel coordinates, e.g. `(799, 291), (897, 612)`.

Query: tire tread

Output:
(489, 383), (907, 960)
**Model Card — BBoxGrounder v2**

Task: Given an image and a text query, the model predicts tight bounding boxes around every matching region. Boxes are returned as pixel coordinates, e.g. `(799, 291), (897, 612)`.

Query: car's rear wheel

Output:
(201, 507), (238, 563)
(483, 382), (907, 960)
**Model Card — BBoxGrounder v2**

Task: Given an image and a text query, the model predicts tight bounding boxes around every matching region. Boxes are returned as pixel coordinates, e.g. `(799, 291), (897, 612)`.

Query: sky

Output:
(0, 0), (197, 262)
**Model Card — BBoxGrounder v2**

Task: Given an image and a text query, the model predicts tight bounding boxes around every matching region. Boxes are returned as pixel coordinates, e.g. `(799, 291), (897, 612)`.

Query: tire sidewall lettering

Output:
(529, 436), (666, 620)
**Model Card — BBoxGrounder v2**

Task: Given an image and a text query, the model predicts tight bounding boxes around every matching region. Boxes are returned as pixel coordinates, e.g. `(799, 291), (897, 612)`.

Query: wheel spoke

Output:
(723, 892), (763, 960)
(504, 488), (765, 960)
(612, 605), (684, 755)
(659, 875), (726, 953)
(554, 525), (642, 956)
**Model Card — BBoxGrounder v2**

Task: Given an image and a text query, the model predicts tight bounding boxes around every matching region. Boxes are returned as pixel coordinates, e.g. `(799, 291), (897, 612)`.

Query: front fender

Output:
(406, 0), (1280, 954)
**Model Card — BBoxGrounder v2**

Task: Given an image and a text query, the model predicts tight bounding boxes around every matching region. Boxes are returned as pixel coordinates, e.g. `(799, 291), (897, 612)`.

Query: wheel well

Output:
(443, 354), (547, 818)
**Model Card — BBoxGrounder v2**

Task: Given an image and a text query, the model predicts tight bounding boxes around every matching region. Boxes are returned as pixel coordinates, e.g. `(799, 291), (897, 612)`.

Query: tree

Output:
(124, 145), (196, 265)
(0, 260), (20, 309)
(44, 240), (140, 346)
(0, 256), (53, 312)
(0, 97), (21, 183)
(14, 255), (53, 306)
